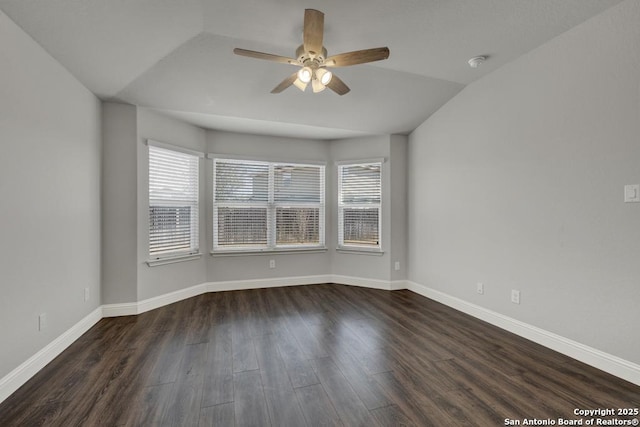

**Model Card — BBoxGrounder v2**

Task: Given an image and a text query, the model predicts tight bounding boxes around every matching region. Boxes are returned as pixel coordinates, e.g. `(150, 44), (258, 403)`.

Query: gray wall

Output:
(102, 105), (209, 303)
(102, 113), (407, 298)
(136, 108), (208, 300)
(205, 131), (408, 284)
(4, 0), (636, 386)
(0, 9), (102, 378)
(407, 0), (640, 364)
(390, 135), (408, 282)
(206, 131), (332, 282)
(329, 136), (393, 281)
(102, 103), (138, 304)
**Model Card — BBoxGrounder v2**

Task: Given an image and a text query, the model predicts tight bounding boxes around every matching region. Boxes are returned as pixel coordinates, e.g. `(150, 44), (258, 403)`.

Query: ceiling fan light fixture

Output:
(316, 68), (333, 85)
(233, 9), (390, 95)
(297, 67), (312, 83)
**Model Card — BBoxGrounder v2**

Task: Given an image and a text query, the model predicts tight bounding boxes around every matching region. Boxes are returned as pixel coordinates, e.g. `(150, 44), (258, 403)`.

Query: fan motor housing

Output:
(296, 45), (327, 66)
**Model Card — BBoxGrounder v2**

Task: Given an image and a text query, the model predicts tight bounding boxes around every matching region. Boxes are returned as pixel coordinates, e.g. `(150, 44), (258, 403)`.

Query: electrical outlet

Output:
(394, 261), (400, 271)
(511, 290), (521, 304)
(624, 184), (640, 202)
(269, 259), (276, 269)
(476, 282), (484, 295)
(84, 287), (90, 302)
(38, 313), (47, 331)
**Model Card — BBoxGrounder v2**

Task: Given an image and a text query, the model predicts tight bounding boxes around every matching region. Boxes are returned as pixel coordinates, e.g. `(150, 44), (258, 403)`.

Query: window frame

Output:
(146, 140), (203, 265)
(337, 159), (383, 253)
(211, 156), (326, 254)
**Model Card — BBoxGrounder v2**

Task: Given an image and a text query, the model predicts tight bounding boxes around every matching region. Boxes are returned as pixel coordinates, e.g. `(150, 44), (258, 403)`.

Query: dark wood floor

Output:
(1, 284), (638, 426)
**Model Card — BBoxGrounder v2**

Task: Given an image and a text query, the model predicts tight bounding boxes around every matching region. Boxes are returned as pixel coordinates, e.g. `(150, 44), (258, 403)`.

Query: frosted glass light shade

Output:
(312, 79), (326, 93)
(293, 78), (308, 91)
(317, 68), (333, 85)
(297, 67), (312, 83)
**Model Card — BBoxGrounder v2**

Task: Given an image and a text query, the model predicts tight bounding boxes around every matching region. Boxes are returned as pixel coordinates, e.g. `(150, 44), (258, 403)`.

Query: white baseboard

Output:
(390, 279), (409, 291)
(331, 274), (394, 290)
(0, 307), (103, 404)
(102, 275), (333, 318)
(406, 280), (640, 386)
(207, 274), (334, 292)
(102, 283), (210, 317)
(101, 301), (139, 317)
(102, 275), (385, 317)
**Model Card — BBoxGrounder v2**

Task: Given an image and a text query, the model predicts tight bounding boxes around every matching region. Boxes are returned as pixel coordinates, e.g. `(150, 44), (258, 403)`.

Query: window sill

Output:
(211, 247), (328, 257)
(336, 247), (385, 256)
(146, 253), (202, 267)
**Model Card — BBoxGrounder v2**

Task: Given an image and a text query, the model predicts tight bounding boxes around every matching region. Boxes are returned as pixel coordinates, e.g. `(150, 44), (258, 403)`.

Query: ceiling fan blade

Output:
(303, 9), (324, 56)
(271, 72), (299, 93)
(326, 75), (350, 95)
(233, 48), (298, 65)
(325, 47), (390, 67)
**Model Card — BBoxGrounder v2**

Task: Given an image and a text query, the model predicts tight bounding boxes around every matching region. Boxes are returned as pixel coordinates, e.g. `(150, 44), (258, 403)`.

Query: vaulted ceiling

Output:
(0, 0), (624, 139)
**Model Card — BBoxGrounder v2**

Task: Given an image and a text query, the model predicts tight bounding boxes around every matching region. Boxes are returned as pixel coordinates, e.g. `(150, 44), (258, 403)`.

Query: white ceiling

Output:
(0, 0), (624, 139)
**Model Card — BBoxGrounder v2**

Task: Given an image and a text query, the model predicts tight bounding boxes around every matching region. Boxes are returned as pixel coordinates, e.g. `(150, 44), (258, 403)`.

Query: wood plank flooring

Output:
(1, 284), (638, 426)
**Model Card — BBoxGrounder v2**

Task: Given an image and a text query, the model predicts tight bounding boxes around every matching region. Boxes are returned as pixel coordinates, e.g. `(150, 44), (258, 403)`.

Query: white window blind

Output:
(214, 160), (269, 248)
(213, 158), (325, 251)
(148, 145), (200, 258)
(274, 164), (322, 246)
(338, 161), (382, 249)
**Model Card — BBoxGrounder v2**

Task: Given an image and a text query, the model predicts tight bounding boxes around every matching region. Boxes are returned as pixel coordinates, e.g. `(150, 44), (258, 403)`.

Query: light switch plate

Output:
(624, 184), (640, 203)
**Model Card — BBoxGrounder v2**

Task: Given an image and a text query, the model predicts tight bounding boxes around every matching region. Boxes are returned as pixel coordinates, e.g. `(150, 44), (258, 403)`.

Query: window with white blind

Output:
(338, 161), (382, 250)
(213, 158), (325, 252)
(148, 144), (201, 260)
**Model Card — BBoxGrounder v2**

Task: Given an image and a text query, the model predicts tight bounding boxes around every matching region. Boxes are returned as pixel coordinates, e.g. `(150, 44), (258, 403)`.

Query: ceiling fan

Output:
(233, 9), (390, 95)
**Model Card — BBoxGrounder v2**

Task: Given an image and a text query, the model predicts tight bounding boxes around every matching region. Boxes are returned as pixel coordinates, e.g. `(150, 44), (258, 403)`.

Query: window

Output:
(148, 143), (200, 259)
(213, 158), (325, 252)
(338, 161), (382, 250)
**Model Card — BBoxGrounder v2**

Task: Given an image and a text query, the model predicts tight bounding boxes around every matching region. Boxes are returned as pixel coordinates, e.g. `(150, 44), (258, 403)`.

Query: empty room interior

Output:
(1, 0), (639, 425)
